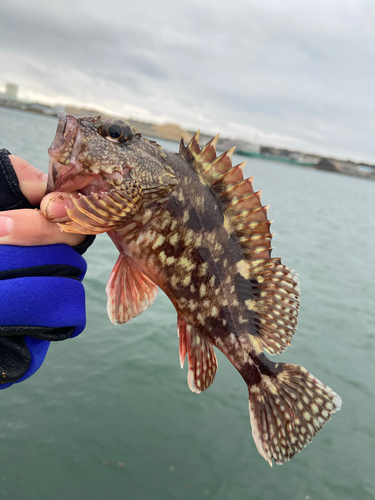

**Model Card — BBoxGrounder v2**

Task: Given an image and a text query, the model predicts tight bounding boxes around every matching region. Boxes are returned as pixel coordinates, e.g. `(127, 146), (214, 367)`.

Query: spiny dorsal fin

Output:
(180, 134), (301, 354)
(180, 133), (271, 261)
(180, 130), (200, 163)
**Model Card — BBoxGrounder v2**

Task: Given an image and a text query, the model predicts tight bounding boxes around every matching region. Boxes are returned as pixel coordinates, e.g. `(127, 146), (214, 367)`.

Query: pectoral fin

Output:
(59, 181), (143, 234)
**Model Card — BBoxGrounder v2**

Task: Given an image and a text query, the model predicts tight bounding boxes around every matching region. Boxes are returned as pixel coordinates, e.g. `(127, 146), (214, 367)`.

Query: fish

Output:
(45, 113), (342, 465)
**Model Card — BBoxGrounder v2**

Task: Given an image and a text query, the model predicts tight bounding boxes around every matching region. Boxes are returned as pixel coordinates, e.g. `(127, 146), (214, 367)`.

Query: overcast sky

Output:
(1, 0), (375, 162)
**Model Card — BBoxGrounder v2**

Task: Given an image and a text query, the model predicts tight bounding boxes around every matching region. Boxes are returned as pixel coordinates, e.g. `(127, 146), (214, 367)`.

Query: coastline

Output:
(1, 99), (374, 181)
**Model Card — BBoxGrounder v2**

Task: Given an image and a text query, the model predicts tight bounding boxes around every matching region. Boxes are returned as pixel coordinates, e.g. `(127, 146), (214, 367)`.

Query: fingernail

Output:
(0, 216), (14, 237)
(45, 196), (74, 220)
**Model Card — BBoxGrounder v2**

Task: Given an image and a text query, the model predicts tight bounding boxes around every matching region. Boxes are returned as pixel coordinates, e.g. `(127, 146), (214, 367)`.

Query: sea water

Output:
(0, 107), (374, 500)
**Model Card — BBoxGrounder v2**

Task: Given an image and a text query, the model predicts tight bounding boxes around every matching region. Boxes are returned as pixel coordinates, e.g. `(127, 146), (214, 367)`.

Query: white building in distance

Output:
(5, 83), (18, 100)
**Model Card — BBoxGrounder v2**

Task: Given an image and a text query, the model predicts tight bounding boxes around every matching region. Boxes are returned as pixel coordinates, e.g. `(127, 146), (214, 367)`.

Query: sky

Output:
(1, 0), (375, 162)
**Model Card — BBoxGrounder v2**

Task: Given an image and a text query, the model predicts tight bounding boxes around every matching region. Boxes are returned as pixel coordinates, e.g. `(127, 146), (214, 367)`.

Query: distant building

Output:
(5, 83), (18, 100)
(358, 165), (374, 174)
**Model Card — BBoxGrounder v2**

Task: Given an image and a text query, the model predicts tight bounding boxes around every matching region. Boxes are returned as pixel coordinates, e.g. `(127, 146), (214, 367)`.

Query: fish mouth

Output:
(46, 112), (97, 194)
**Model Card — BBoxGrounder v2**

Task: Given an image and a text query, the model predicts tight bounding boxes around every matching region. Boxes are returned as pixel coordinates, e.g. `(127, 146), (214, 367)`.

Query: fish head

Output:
(47, 113), (178, 198)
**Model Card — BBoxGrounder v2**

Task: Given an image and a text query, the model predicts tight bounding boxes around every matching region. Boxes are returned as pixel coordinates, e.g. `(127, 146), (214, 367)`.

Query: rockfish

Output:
(45, 113), (341, 465)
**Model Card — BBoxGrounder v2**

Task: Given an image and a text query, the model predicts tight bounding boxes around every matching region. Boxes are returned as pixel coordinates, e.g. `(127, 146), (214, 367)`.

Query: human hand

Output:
(0, 150), (89, 389)
(0, 155), (85, 246)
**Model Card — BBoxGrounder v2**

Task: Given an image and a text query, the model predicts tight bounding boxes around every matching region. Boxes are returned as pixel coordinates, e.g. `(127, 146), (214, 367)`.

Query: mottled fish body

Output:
(46, 114), (341, 465)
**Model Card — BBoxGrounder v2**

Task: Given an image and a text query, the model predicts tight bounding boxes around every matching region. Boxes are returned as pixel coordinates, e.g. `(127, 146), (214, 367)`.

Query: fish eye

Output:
(101, 119), (133, 143)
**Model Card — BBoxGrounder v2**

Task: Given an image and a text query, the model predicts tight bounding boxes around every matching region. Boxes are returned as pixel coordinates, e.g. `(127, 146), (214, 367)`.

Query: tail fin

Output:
(248, 363), (342, 465)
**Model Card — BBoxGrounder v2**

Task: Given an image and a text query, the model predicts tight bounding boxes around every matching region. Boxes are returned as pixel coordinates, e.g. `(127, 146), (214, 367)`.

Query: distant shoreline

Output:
(1, 99), (374, 181)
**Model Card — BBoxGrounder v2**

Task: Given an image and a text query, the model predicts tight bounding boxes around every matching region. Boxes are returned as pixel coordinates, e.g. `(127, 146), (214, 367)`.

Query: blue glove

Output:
(0, 149), (94, 388)
(0, 245), (87, 388)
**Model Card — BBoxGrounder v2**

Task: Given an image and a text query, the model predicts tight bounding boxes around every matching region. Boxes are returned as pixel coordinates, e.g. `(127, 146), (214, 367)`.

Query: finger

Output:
(40, 192), (80, 222)
(9, 155), (48, 206)
(0, 209), (86, 246)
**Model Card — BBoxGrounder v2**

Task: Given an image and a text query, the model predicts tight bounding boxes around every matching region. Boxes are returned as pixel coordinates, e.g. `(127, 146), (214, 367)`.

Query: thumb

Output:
(40, 192), (80, 222)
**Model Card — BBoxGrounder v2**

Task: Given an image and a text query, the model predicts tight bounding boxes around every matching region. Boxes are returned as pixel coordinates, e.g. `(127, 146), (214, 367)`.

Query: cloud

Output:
(1, 0), (375, 162)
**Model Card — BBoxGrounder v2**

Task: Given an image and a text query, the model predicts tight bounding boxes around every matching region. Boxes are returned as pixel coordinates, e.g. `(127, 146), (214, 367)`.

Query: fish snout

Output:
(48, 113), (78, 156)
(46, 114), (92, 194)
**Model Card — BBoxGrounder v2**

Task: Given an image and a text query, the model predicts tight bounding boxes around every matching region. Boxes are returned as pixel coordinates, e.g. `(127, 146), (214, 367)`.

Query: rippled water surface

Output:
(0, 107), (374, 500)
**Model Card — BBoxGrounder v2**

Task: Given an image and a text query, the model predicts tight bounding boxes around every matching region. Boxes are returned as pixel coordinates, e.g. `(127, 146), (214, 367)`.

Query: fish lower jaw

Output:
(47, 157), (98, 193)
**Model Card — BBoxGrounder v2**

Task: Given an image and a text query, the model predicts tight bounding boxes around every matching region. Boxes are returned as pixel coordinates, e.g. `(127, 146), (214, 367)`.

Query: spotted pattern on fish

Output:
(46, 114), (342, 466)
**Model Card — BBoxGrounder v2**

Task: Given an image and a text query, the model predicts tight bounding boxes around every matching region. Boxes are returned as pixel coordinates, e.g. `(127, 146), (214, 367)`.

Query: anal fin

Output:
(106, 253), (158, 324)
(177, 316), (218, 394)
